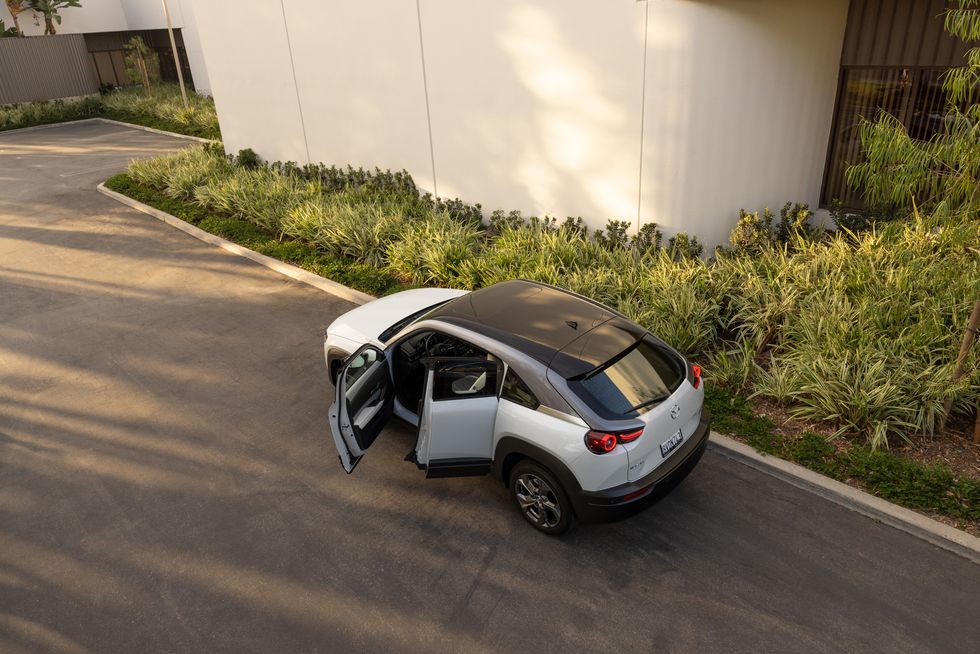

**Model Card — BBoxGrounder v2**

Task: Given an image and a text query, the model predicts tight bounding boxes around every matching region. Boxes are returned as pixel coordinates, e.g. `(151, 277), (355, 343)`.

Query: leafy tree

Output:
(27, 0), (81, 36)
(943, 0), (980, 105)
(5, 1), (28, 36)
(123, 36), (160, 97)
(845, 0), (980, 220)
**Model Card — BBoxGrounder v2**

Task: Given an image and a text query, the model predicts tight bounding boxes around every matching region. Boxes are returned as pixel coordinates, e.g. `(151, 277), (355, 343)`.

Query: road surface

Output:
(1, 122), (978, 653)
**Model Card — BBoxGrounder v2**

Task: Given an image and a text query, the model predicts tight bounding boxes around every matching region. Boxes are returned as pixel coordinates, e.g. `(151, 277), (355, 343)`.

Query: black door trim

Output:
(425, 457), (492, 478)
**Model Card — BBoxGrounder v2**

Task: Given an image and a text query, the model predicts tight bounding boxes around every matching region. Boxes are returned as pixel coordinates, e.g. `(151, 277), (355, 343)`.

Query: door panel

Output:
(415, 358), (500, 477)
(329, 345), (394, 473)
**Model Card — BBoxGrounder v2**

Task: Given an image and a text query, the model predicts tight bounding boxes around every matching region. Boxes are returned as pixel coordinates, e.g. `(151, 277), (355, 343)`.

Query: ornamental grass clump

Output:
(386, 212), (484, 287)
(0, 96), (103, 131)
(282, 194), (413, 267)
(99, 84), (220, 139)
(192, 166), (322, 233)
(718, 215), (980, 447)
(127, 143), (231, 199)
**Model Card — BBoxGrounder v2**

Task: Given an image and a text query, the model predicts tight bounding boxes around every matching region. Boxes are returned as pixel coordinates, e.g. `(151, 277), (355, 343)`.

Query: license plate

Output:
(660, 430), (684, 458)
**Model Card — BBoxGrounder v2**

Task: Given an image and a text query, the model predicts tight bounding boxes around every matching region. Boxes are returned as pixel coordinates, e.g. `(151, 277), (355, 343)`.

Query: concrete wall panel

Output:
(281, 0), (433, 188)
(641, 0), (849, 246)
(192, 0), (306, 161)
(187, 0), (850, 248)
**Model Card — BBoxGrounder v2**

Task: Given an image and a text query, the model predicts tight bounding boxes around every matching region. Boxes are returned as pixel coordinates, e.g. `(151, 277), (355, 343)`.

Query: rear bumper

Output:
(571, 410), (711, 524)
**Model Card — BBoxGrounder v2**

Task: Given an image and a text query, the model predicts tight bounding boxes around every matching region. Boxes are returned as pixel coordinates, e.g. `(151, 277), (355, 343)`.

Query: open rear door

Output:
(329, 345), (394, 473)
(414, 358), (500, 478)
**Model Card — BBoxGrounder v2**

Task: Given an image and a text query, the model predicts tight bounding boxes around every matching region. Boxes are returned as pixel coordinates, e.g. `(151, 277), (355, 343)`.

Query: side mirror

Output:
(349, 348), (378, 370)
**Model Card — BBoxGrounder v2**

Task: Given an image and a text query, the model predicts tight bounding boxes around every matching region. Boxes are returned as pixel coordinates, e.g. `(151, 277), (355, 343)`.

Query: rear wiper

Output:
(630, 394), (670, 412)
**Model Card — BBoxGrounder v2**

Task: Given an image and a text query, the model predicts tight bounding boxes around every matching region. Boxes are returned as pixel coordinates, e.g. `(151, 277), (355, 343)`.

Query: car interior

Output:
(392, 330), (489, 417)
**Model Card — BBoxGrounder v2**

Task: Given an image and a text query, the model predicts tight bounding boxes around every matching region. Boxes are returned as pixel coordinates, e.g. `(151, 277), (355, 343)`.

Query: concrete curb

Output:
(91, 117), (213, 143)
(96, 183), (375, 306)
(708, 433), (980, 564)
(1, 117), (212, 143)
(98, 178), (980, 564)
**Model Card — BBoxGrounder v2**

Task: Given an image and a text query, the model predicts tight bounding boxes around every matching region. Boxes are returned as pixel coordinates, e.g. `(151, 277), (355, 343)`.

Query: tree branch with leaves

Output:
(123, 36), (160, 97)
(5, 1), (28, 36)
(27, 0), (81, 36)
(845, 0), (980, 221)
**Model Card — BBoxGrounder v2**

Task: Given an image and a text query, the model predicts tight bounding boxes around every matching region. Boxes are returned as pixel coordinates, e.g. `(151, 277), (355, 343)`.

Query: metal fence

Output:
(0, 34), (99, 105)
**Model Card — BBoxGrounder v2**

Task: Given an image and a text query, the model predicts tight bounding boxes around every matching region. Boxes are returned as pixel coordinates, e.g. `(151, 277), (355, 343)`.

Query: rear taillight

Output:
(585, 428), (644, 454)
(691, 364), (702, 389)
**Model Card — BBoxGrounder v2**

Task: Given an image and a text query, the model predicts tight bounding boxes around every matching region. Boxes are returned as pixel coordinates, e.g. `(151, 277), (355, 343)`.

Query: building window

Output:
(821, 67), (967, 209)
(821, 0), (977, 210)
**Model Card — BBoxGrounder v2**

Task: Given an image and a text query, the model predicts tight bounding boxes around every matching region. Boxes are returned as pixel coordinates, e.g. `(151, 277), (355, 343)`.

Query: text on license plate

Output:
(660, 430), (684, 458)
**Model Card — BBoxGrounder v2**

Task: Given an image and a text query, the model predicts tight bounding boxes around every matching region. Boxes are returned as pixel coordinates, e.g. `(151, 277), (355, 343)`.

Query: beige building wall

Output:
(192, 0), (849, 248)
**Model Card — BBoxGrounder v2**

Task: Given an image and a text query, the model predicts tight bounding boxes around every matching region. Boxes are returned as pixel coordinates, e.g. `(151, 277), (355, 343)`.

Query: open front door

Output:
(329, 345), (394, 473)
(415, 358), (500, 478)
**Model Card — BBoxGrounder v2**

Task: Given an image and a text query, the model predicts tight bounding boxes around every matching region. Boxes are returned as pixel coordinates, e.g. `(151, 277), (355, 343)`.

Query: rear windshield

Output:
(568, 338), (685, 419)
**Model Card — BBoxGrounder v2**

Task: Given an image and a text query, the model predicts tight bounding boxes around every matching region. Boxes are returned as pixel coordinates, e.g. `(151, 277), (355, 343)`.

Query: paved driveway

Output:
(1, 122), (978, 654)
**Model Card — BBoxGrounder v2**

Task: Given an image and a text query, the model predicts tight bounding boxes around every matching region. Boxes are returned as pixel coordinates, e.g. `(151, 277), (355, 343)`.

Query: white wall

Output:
(1, 0), (211, 94)
(174, 0), (210, 94)
(192, 0), (849, 248)
(640, 0), (849, 245)
(193, 0), (307, 163)
(2, 0), (127, 35)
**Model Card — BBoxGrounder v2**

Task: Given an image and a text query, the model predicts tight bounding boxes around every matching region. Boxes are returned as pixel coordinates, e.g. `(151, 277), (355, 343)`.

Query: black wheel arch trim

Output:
(492, 437), (585, 516)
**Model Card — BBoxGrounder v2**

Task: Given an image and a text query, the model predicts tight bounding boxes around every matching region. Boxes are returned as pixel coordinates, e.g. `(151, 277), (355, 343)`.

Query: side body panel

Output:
(492, 399), (628, 493)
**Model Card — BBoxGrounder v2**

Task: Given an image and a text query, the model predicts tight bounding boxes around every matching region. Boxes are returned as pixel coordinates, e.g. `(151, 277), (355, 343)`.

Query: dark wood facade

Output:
(83, 29), (194, 91)
(822, 0), (975, 208)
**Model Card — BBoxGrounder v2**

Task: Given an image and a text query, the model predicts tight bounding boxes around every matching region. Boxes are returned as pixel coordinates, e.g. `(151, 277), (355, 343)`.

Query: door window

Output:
(393, 330), (489, 412)
(431, 360), (499, 401)
(500, 368), (540, 410)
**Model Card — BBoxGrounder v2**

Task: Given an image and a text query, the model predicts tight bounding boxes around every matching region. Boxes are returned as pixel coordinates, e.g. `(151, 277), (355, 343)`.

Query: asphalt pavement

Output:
(1, 121), (978, 654)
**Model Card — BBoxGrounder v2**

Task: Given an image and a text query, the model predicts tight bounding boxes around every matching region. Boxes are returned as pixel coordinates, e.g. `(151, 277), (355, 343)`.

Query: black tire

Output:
(509, 460), (575, 536)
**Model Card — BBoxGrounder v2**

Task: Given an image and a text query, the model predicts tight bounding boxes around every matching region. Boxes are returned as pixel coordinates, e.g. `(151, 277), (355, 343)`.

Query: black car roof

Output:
(428, 279), (645, 378)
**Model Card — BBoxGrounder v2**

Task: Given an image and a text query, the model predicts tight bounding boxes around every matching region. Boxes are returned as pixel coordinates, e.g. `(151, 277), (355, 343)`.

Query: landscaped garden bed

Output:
(103, 140), (980, 532)
(0, 84), (220, 139)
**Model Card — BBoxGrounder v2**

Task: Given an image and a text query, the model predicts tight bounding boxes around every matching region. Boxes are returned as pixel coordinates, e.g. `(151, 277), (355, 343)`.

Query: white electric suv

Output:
(325, 279), (710, 535)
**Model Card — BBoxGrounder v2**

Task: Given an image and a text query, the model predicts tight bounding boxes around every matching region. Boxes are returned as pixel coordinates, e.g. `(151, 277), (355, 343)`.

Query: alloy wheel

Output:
(514, 472), (562, 528)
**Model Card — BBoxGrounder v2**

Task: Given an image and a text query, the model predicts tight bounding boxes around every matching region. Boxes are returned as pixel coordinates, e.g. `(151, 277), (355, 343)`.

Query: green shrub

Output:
(128, 143), (231, 199)
(0, 84), (219, 138)
(828, 199), (871, 233)
(283, 194), (412, 266)
(714, 215), (980, 446)
(633, 222), (662, 254)
(775, 201), (819, 244)
(0, 96), (103, 131)
(594, 220), (632, 250)
(386, 212), (484, 287)
(705, 340), (755, 392)
(99, 85), (219, 139)
(192, 166), (321, 233)
(236, 148), (261, 169)
(729, 208), (774, 254)
(667, 232), (704, 260)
